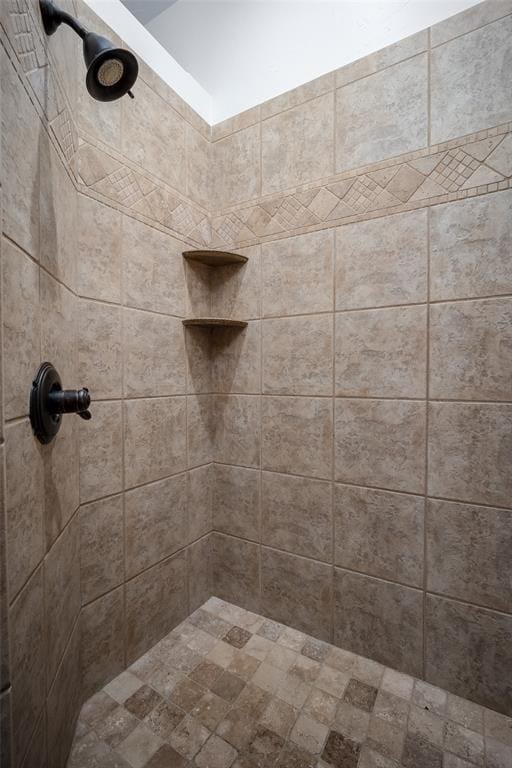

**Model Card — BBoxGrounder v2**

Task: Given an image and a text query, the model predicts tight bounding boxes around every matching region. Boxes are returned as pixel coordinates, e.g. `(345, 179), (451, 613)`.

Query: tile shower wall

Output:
(207, 0), (512, 719)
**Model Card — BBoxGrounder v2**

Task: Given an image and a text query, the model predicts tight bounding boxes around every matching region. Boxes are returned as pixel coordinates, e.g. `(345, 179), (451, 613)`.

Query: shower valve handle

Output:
(30, 363), (93, 443)
(48, 386), (91, 419)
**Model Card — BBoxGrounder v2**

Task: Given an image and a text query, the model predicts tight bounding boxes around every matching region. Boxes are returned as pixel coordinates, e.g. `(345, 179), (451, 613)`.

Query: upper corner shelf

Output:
(182, 318), (248, 328)
(182, 250), (248, 266)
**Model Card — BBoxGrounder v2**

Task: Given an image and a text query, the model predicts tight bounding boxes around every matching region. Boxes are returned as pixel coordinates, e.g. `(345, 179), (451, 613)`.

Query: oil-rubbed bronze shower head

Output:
(39, 0), (138, 101)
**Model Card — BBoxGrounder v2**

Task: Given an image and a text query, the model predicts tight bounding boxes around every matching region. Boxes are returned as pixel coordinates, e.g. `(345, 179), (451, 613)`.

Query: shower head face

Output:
(84, 33), (138, 101)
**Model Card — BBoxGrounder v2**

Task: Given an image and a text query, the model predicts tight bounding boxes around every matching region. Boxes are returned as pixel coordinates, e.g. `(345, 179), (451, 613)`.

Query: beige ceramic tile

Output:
(262, 396), (333, 479)
(189, 464), (212, 542)
(335, 30), (428, 87)
(262, 230), (333, 317)
(263, 315), (333, 396)
(335, 306), (427, 398)
(261, 547), (332, 641)
(123, 309), (186, 397)
(430, 0), (512, 46)
(185, 325), (212, 395)
(334, 569), (423, 677)
(210, 245), (261, 321)
(187, 394), (215, 468)
(80, 588), (125, 699)
(40, 269), (77, 390)
(125, 473), (189, 578)
(336, 54), (428, 172)
(187, 124), (211, 209)
(189, 535), (212, 613)
(336, 210), (428, 310)
(212, 395), (260, 467)
(261, 472), (332, 562)
(79, 299), (122, 400)
(212, 124), (261, 208)
(46, 623), (81, 768)
(77, 195), (122, 304)
(212, 104), (261, 141)
(335, 399), (426, 493)
(124, 397), (187, 488)
(211, 321), (261, 394)
(262, 93), (334, 195)
(211, 533), (260, 614)
(80, 495), (125, 604)
(431, 17), (512, 144)
(212, 464), (260, 540)
(334, 485), (424, 587)
(261, 72), (334, 120)
(79, 400), (123, 503)
(428, 402), (512, 507)
(41, 414), (79, 549)
(430, 191), (512, 301)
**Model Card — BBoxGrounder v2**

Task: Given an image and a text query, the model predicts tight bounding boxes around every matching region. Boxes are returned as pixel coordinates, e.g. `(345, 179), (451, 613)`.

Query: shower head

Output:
(39, 0), (138, 101)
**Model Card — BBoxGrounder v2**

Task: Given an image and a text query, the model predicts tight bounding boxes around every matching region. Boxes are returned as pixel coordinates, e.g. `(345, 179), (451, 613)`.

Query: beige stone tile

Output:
(122, 216), (186, 316)
(9, 567), (45, 765)
(430, 298), (512, 400)
(81, 588), (125, 699)
(46, 623), (81, 768)
(447, 693), (484, 733)
(431, 17), (512, 144)
(261, 472), (331, 561)
(1, 46), (40, 257)
(5, 419), (44, 600)
(212, 104), (261, 141)
(185, 261), (212, 319)
(125, 473), (189, 578)
(263, 315), (333, 396)
(336, 30), (428, 87)
(335, 399), (426, 494)
(212, 395), (260, 467)
(425, 595), (512, 714)
(335, 306), (427, 398)
(169, 715), (210, 760)
(411, 679), (447, 717)
(186, 325), (212, 395)
(189, 535), (212, 612)
(290, 713), (328, 755)
(262, 396), (333, 480)
(262, 230), (333, 317)
(333, 700), (370, 743)
(431, 0), (512, 46)
(261, 72), (334, 119)
(336, 54), (428, 172)
(445, 721), (485, 766)
(187, 394), (215, 468)
(211, 321), (261, 394)
(427, 498), (512, 613)
(123, 309), (186, 397)
(213, 464), (260, 540)
(212, 124), (260, 208)
(2, 240), (39, 421)
(187, 124), (211, 209)
(428, 402), (512, 507)
(315, 666), (350, 700)
(303, 688), (338, 726)
(366, 716), (406, 762)
(259, 697), (299, 739)
(79, 400), (123, 503)
(262, 93), (334, 195)
(336, 210), (428, 310)
(334, 569), (423, 677)
(104, 670), (143, 705)
(124, 397), (187, 488)
(78, 79), (121, 150)
(77, 195), (122, 304)
(334, 485), (424, 587)
(374, 690), (410, 729)
(407, 705), (443, 746)
(126, 551), (189, 663)
(381, 669), (414, 701)
(484, 707), (512, 746)
(430, 191), (512, 301)
(40, 269), (77, 389)
(116, 721), (164, 768)
(44, 515), (81, 688)
(261, 548), (332, 641)
(80, 495), (125, 604)
(210, 245), (261, 321)
(211, 533), (260, 613)
(79, 299), (122, 400)
(189, 464), (212, 541)
(195, 734), (237, 768)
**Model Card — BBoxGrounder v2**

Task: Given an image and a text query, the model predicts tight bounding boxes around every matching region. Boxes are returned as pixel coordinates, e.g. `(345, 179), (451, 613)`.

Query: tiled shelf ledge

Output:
(182, 317), (248, 328)
(182, 249), (248, 266)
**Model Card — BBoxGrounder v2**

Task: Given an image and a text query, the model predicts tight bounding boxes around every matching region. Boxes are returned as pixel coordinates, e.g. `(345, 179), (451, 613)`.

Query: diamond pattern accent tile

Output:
(343, 175), (383, 212)
(430, 149), (480, 192)
(106, 167), (144, 208)
(274, 196), (319, 229)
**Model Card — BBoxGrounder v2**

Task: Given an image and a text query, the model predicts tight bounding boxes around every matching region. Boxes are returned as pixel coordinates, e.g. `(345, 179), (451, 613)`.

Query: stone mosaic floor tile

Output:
(68, 598), (512, 767)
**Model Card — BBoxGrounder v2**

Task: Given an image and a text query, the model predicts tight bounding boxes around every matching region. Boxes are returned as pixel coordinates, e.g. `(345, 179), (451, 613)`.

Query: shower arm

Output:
(40, 0), (88, 39)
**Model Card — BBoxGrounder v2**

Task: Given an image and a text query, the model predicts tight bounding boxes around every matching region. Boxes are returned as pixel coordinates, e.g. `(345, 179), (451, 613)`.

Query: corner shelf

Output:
(182, 318), (248, 328)
(183, 250), (248, 266)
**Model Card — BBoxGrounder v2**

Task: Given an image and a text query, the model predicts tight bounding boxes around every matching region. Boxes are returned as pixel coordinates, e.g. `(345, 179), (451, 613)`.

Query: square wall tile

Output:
(334, 485), (424, 588)
(122, 216), (186, 316)
(211, 322), (261, 394)
(212, 124), (261, 208)
(428, 402), (512, 507)
(210, 245), (261, 321)
(261, 547), (332, 641)
(430, 191), (512, 301)
(189, 535), (212, 613)
(336, 54), (428, 172)
(431, 16), (512, 144)
(335, 30), (427, 87)
(262, 93), (334, 195)
(189, 464), (212, 542)
(213, 395), (261, 467)
(126, 551), (189, 663)
(46, 623), (81, 768)
(80, 588), (125, 700)
(77, 195), (122, 304)
(186, 325), (213, 395)
(79, 401), (123, 503)
(123, 310), (186, 397)
(40, 270), (77, 391)
(336, 210), (428, 310)
(335, 399), (426, 493)
(124, 397), (187, 488)
(427, 498), (512, 613)
(430, 298), (512, 401)
(334, 569), (423, 677)
(430, 0), (512, 46)
(261, 472), (332, 562)
(211, 533), (260, 614)
(425, 595), (512, 715)
(212, 464), (260, 540)
(263, 315), (333, 396)
(335, 306), (427, 398)
(262, 230), (333, 317)
(262, 396), (333, 480)
(187, 394), (215, 468)
(79, 299), (122, 400)
(187, 124), (212, 209)
(80, 495), (125, 604)
(125, 473), (189, 578)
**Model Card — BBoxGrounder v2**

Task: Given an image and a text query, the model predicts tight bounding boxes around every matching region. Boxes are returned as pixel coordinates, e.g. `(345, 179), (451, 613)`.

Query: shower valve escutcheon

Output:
(30, 362), (92, 444)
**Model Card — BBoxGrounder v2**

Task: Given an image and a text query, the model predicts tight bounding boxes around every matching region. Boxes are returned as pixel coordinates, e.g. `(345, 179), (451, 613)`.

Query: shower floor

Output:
(68, 598), (512, 768)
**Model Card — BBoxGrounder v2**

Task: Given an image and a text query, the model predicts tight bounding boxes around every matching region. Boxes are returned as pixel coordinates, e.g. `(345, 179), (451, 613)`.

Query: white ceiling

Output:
(121, 0), (481, 123)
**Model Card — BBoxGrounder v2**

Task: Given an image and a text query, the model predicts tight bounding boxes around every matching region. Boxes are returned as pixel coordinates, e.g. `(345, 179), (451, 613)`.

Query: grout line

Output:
(423, 201), (432, 679)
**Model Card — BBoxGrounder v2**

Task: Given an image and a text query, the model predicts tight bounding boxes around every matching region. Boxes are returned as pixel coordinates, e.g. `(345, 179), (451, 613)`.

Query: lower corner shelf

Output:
(182, 318), (248, 328)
